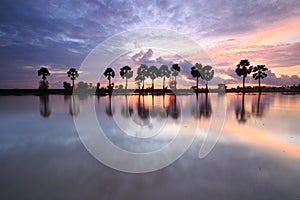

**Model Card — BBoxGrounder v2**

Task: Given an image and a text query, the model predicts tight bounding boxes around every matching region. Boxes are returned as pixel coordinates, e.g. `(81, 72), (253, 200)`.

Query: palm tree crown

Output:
(38, 67), (50, 80)
(120, 65), (133, 91)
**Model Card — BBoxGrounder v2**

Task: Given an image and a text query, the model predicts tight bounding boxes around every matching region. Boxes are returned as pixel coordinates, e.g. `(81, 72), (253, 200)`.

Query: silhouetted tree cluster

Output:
(235, 60), (269, 93)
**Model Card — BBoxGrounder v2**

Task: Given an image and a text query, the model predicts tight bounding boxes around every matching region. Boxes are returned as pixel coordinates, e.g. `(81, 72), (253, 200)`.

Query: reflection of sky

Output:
(0, 94), (300, 199)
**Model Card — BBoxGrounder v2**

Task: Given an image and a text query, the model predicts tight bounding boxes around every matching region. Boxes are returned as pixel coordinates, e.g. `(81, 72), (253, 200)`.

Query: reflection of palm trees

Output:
(235, 93), (250, 123)
(251, 93), (265, 118)
(167, 95), (180, 119)
(39, 95), (51, 118)
(69, 95), (80, 116)
(191, 93), (212, 119)
(106, 95), (115, 117)
(121, 94), (133, 118)
(137, 95), (150, 120)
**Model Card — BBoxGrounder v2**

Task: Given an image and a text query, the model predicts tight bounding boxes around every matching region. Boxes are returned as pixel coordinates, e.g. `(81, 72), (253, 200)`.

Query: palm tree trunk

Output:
(125, 78), (128, 92)
(175, 76), (177, 91)
(205, 81), (208, 93)
(152, 79), (154, 93)
(163, 76), (165, 91)
(72, 79), (74, 89)
(196, 77), (198, 94)
(242, 76), (245, 93)
(258, 77), (261, 92)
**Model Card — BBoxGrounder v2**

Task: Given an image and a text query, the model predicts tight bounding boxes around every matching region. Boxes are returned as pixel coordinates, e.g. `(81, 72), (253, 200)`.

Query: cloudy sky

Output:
(1, 0), (300, 88)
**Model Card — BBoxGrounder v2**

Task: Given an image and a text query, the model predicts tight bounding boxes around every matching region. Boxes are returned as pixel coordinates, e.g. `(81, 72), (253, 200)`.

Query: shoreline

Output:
(0, 88), (300, 96)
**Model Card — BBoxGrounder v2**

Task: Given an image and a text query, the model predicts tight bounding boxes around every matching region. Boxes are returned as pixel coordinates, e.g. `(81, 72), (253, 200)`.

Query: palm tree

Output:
(191, 63), (203, 93)
(38, 67), (51, 81)
(38, 67), (50, 90)
(158, 65), (171, 92)
(67, 68), (79, 88)
(235, 59), (253, 93)
(147, 65), (158, 92)
(135, 64), (148, 90)
(171, 64), (180, 90)
(202, 65), (214, 93)
(252, 65), (268, 92)
(120, 65), (133, 92)
(104, 67), (115, 89)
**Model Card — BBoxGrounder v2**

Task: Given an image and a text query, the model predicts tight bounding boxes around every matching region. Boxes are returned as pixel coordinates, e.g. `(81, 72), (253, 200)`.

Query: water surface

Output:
(0, 93), (300, 200)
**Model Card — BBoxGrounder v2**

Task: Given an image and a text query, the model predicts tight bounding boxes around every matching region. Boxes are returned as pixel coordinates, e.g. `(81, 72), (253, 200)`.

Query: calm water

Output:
(0, 93), (300, 199)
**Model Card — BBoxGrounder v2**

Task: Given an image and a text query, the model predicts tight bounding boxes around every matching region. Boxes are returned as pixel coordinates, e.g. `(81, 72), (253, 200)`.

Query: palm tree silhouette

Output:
(147, 65), (158, 93)
(104, 67), (115, 91)
(202, 65), (214, 93)
(158, 65), (171, 92)
(235, 93), (250, 123)
(67, 68), (79, 89)
(171, 64), (180, 91)
(235, 59), (253, 93)
(39, 95), (51, 117)
(252, 65), (268, 92)
(120, 65), (133, 93)
(135, 64), (148, 91)
(38, 67), (50, 90)
(191, 63), (203, 93)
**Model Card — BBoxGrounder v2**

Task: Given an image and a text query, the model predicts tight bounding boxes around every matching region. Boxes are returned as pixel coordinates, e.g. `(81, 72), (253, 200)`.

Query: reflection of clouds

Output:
(1, 94), (300, 199)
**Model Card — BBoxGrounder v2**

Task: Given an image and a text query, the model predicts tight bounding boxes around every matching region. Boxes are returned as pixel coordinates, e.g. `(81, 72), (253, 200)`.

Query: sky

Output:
(0, 0), (300, 89)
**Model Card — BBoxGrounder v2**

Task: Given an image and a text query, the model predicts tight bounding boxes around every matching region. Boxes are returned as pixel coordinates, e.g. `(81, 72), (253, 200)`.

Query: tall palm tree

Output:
(104, 67), (115, 89)
(191, 63), (203, 93)
(202, 65), (214, 93)
(135, 64), (148, 90)
(38, 67), (50, 90)
(171, 64), (180, 90)
(158, 65), (171, 92)
(252, 65), (268, 92)
(235, 59), (253, 93)
(120, 65), (133, 92)
(67, 68), (79, 88)
(147, 65), (158, 92)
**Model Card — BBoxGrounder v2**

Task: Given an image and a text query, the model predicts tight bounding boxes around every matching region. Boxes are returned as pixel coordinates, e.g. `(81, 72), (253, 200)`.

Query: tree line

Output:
(37, 59), (268, 93)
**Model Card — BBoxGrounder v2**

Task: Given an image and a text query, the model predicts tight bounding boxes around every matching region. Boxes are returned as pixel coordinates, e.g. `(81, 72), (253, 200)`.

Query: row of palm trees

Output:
(235, 59), (268, 92)
(103, 63), (214, 93)
(37, 59), (268, 93)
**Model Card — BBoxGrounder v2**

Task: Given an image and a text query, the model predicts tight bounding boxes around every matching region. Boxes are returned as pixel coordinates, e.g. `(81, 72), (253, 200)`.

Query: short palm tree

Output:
(191, 63), (203, 92)
(120, 65), (133, 92)
(171, 64), (180, 90)
(38, 67), (50, 90)
(104, 67), (115, 89)
(135, 64), (148, 90)
(67, 68), (79, 88)
(235, 59), (253, 93)
(158, 64), (171, 91)
(202, 65), (214, 92)
(252, 65), (268, 92)
(147, 65), (158, 92)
